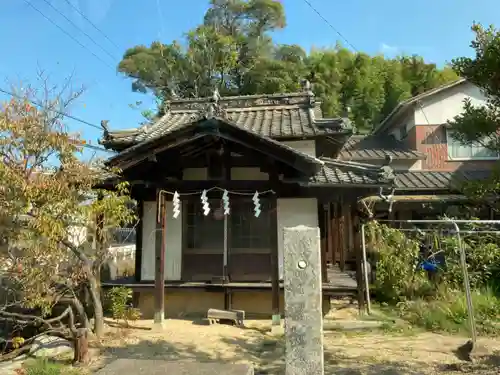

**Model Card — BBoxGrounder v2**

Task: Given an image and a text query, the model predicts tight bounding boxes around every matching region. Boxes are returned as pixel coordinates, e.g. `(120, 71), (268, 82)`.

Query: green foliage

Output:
(118, 0), (458, 132)
(21, 358), (83, 375)
(447, 23), (500, 210)
(366, 221), (431, 302)
(368, 220), (500, 334)
(439, 232), (500, 289)
(448, 23), (500, 147)
(106, 287), (140, 326)
(0, 81), (135, 316)
(397, 288), (500, 335)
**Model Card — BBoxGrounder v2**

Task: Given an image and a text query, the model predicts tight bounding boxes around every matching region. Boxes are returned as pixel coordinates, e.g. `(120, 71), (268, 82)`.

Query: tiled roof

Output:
(288, 158), (395, 187)
(106, 116), (325, 170)
(339, 135), (425, 161)
(100, 92), (351, 150)
(395, 170), (491, 190)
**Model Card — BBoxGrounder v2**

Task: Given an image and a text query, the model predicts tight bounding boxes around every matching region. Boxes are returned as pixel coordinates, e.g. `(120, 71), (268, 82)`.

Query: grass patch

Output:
(20, 358), (85, 375)
(396, 287), (500, 335)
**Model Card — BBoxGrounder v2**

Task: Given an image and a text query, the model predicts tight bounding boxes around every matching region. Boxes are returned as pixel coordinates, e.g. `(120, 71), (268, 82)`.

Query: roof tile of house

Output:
(292, 157), (395, 186)
(339, 135), (426, 161)
(100, 92), (351, 150)
(395, 170), (491, 190)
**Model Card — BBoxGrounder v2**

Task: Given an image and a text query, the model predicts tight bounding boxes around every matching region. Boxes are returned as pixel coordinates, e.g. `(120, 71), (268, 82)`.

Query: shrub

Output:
(366, 221), (431, 302)
(105, 286), (141, 326)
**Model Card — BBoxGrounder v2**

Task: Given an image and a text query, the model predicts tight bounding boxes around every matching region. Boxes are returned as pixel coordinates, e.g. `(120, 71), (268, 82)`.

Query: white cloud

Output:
(380, 43), (399, 56)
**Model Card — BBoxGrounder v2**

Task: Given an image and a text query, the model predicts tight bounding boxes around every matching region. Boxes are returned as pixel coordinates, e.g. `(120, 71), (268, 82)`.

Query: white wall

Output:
(141, 200), (183, 281)
(276, 198), (319, 279)
(415, 82), (486, 125)
(141, 201), (157, 281)
(231, 168), (268, 180)
(183, 168), (207, 180)
(164, 201), (182, 280)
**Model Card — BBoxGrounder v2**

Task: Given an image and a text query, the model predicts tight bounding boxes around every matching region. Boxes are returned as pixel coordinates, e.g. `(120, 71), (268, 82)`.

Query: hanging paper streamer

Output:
(222, 190), (230, 215)
(252, 191), (261, 217)
(172, 191), (181, 219)
(201, 189), (210, 216)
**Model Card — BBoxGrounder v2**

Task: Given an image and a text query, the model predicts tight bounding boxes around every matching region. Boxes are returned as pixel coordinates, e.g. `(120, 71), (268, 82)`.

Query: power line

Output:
(0, 86), (114, 153)
(83, 143), (114, 153)
(62, 0), (121, 51)
(301, 0), (358, 52)
(40, 0), (117, 62)
(0, 87), (102, 130)
(23, 0), (115, 70)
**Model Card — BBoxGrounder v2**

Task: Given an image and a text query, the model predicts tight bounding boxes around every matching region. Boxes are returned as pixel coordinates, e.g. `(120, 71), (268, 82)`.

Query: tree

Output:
(118, 0), (459, 132)
(447, 23), (500, 207)
(118, 0), (286, 99)
(0, 77), (134, 361)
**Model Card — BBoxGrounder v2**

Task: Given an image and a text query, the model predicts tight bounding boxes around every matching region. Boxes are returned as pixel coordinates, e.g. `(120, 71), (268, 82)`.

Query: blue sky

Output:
(1, 0), (499, 159)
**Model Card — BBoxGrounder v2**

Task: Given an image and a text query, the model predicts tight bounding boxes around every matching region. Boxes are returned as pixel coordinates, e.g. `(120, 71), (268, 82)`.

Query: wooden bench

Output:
(207, 308), (245, 327)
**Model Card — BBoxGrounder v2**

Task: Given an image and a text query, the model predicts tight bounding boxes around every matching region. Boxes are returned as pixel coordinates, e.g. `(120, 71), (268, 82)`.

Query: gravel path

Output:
(92, 318), (500, 375)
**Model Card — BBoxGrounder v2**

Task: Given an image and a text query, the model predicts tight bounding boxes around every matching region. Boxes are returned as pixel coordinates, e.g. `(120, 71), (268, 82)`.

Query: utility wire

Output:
(40, 0), (117, 62)
(0, 87), (102, 130)
(301, 0), (359, 52)
(23, 0), (115, 70)
(62, 0), (122, 51)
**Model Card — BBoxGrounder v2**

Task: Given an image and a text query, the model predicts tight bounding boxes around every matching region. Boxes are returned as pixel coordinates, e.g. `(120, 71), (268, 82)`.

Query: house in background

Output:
(99, 83), (396, 318)
(357, 78), (496, 220)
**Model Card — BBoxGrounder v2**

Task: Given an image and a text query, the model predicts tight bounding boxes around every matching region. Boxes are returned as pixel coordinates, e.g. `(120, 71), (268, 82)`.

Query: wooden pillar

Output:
(341, 203), (353, 272)
(331, 203), (339, 265)
(223, 144), (232, 309)
(321, 204), (329, 283)
(338, 199), (346, 270)
(134, 200), (144, 282)
(154, 192), (166, 325)
(270, 195), (280, 324)
(268, 162), (281, 325)
(354, 214), (365, 312)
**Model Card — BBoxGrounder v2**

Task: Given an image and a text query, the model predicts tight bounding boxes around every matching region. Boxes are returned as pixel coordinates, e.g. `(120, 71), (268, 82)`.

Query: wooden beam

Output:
(326, 203), (333, 267)
(341, 203), (351, 271)
(331, 203), (339, 265)
(321, 204), (328, 283)
(354, 215), (366, 313)
(129, 180), (277, 192)
(269, 173), (280, 324)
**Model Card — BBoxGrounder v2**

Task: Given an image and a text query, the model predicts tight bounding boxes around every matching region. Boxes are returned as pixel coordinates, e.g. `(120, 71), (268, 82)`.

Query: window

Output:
(183, 198), (225, 281)
(183, 196), (275, 282)
(230, 198), (272, 250)
(185, 199), (224, 251)
(446, 130), (499, 160)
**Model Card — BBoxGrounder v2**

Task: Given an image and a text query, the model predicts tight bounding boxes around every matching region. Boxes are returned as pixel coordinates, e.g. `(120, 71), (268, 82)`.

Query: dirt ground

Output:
(91, 303), (500, 375)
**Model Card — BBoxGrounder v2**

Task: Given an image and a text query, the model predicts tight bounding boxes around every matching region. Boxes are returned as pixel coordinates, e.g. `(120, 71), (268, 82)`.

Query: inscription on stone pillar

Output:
(283, 225), (324, 375)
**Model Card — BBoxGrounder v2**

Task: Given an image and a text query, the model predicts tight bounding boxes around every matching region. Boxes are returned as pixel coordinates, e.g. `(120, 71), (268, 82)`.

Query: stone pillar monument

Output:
(283, 225), (324, 375)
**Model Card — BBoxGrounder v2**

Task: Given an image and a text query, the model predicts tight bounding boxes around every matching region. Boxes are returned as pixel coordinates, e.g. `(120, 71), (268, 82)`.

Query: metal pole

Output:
(360, 224), (371, 315)
(394, 228), (500, 235)
(451, 221), (477, 345)
(377, 219), (500, 224)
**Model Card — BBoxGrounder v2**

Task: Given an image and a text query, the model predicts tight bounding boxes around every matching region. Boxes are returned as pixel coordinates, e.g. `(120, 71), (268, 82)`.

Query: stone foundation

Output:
(136, 289), (332, 319)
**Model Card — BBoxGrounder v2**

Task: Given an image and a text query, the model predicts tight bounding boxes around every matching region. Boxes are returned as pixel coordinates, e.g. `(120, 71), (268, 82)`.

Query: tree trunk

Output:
(73, 328), (89, 365)
(87, 275), (104, 339)
(60, 296), (90, 330)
